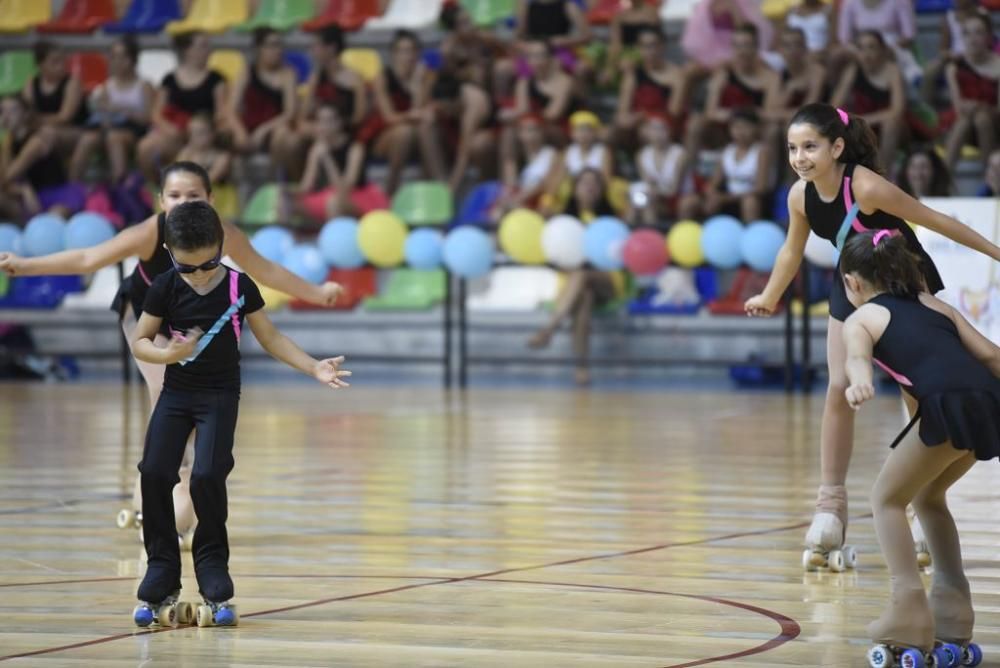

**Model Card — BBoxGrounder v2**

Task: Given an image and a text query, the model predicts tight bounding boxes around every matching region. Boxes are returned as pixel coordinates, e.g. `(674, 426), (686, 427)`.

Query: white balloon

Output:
(541, 215), (586, 269)
(803, 231), (839, 269)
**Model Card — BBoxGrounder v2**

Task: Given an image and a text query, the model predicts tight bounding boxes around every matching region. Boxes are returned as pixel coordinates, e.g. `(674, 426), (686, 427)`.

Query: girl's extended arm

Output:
(246, 309), (351, 388)
(842, 312), (877, 409)
(745, 181), (811, 313)
(922, 293), (1000, 377)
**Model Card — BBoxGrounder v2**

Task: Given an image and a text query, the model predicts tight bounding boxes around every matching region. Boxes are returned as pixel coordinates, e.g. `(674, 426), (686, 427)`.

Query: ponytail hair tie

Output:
(836, 107), (849, 125)
(873, 229), (893, 246)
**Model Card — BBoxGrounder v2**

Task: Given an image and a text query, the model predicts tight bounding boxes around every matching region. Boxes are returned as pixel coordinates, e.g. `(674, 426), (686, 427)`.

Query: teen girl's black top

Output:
(111, 213), (174, 320)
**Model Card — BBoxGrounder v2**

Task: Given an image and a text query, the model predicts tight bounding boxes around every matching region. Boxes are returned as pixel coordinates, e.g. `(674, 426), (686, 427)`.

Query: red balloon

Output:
(622, 229), (668, 275)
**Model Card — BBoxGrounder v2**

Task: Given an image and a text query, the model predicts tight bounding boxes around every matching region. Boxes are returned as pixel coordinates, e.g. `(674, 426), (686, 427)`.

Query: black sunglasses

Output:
(166, 246), (223, 274)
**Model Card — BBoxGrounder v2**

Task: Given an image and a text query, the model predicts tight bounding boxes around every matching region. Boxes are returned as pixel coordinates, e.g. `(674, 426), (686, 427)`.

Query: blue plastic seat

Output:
(452, 181), (501, 228)
(283, 51), (312, 84)
(104, 0), (182, 33)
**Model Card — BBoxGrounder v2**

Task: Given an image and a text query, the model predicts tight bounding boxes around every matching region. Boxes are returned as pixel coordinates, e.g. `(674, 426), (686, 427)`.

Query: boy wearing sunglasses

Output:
(129, 201), (351, 627)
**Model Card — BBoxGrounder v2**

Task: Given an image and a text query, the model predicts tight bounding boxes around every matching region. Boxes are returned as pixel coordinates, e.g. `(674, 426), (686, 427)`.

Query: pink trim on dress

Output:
(137, 262), (153, 286)
(229, 270), (241, 344)
(874, 358), (913, 387)
(842, 176), (870, 235)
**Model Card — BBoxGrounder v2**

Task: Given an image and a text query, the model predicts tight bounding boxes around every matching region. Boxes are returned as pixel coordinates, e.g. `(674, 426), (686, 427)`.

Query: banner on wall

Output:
(917, 197), (1000, 342)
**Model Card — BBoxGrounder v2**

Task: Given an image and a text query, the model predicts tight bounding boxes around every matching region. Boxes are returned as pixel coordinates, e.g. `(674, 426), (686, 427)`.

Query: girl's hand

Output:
(0, 252), (23, 276)
(845, 382), (874, 410)
(744, 294), (777, 317)
(313, 355), (352, 389)
(319, 281), (344, 306)
(163, 327), (203, 364)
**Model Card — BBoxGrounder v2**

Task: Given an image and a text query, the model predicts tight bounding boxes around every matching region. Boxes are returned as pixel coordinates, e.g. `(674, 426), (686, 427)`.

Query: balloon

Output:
(318, 217), (365, 269)
(22, 213), (66, 257)
(405, 228), (443, 270)
(358, 210), (407, 267)
(443, 226), (494, 278)
(541, 214), (585, 269)
(251, 226), (295, 264)
(666, 220), (704, 268)
(701, 214), (744, 269)
(583, 216), (630, 270)
(282, 244), (329, 285)
(65, 212), (115, 250)
(258, 285), (291, 312)
(0, 223), (22, 254)
(623, 228), (668, 275)
(498, 208), (545, 264)
(803, 231), (838, 269)
(740, 220), (786, 272)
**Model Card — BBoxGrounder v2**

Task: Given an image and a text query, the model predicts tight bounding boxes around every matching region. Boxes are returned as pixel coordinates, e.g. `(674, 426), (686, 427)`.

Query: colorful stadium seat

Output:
(67, 52), (109, 93)
(37, 0), (117, 33)
(364, 269), (446, 310)
(366, 0), (442, 30)
(291, 267), (377, 310)
(340, 48), (382, 82)
(392, 181), (453, 226)
(586, 0), (623, 25)
(303, 0), (381, 31)
(283, 51), (312, 84)
(460, 0), (515, 27)
(0, 51), (36, 96)
(0, 0), (52, 32)
(238, 0), (315, 31)
(104, 0), (182, 33)
(207, 50), (246, 84)
(166, 0), (248, 34)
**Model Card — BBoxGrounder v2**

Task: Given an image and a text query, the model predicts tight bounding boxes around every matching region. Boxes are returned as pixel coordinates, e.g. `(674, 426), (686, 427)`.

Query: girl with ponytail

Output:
(744, 102), (1000, 573)
(839, 230), (999, 664)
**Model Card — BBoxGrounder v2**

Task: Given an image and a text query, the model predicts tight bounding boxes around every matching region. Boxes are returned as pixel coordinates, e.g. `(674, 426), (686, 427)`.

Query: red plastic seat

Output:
(67, 52), (108, 93)
(302, 0), (343, 30)
(586, 0), (623, 25)
(37, 0), (116, 33)
(290, 267), (377, 310)
(303, 0), (381, 31)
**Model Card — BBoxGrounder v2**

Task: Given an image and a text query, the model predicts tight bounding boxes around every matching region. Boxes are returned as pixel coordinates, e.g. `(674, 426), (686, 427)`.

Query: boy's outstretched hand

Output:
(314, 355), (351, 389)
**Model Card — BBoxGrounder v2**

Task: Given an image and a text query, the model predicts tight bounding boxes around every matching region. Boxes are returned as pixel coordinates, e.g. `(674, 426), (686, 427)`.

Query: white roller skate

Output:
(132, 590), (193, 628)
(910, 511), (932, 569)
(116, 508), (142, 530)
(867, 642), (953, 667)
(196, 599), (239, 627)
(803, 485), (857, 572)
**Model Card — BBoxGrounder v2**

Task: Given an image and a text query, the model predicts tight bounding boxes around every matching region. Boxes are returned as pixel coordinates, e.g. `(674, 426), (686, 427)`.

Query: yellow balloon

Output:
(358, 210), (407, 267)
(498, 208), (545, 264)
(258, 285), (291, 311)
(667, 220), (704, 268)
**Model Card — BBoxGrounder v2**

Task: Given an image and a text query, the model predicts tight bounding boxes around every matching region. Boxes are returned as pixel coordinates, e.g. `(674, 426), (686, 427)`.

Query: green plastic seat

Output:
(460, 0), (514, 27)
(238, 0), (314, 31)
(0, 272), (8, 298)
(391, 181), (453, 227)
(364, 269), (446, 310)
(241, 183), (304, 228)
(0, 51), (36, 96)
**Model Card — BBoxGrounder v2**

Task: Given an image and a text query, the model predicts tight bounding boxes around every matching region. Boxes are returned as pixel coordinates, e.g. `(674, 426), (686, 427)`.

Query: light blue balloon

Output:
(443, 227), (494, 278)
(22, 214), (66, 257)
(318, 217), (364, 269)
(0, 223), (22, 254)
(251, 226), (295, 264)
(282, 244), (329, 285)
(405, 228), (443, 270)
(584, 216), (630, 270)
(65, 212), (115, 250)
(740, 220), (786, 272)
(701, 214), (745, 270)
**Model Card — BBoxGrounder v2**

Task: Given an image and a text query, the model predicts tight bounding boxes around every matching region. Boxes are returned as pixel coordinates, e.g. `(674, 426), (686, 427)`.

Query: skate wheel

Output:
(937, 643), (960, 668)
(215, 605), (236, 626)
(802, 548), (815, 571)
(900, 648), (925, 668)
(196, 604), (213, 627)
(176, 601), (193, 625)
(133, 603), (154, 628)
(868, 644), (895, 667)
(117, 509), (136, 530)
(917, 551), (932, 569)
(844, 545), (858, 569)
(930, 646), (952, 667)
(829, 549), (846, 573)
(157, 603), (178, 628)
(963, 643), (982, 667)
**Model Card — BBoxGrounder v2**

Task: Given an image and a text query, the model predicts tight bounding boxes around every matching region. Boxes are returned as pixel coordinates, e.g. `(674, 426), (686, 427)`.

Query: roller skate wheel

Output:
(117, 509), (136, 529)
(935, 643), (960, 668)
(900, 648), (925, 668)
(176, 601), (193, 625)
(917, 551), (932, 569)
(196, 604), (214, 627)
(157, 603), (178, 628)
(868, 644), (895, 667)
(133, 604), (154, 627)
(963, 643), (982, 667)
(215, 605), (236, 627)
(843, 545), (858, 569)
(828, 549), (846, 573)
(802, 548), (815, 571)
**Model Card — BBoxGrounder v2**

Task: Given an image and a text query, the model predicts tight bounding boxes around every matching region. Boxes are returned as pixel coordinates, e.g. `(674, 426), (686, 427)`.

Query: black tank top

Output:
(328, 141), (367, 187)
(526, 0), (571, 38)
(849, 67), (890, 114)
(32, 75), (88, 126)
(385, 67), (413, 111)
(123, 213), (174, 317)
(162, 70), (225, 115)
(805, 163), (943, 293)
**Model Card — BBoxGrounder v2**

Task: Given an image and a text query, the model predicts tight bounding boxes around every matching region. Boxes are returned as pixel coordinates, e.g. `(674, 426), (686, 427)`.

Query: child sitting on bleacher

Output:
(630, 113), (688, 226)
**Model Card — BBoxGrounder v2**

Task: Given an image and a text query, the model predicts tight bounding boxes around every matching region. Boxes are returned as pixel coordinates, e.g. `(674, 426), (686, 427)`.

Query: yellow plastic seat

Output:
(0, 0), (52, 32)
(166, 0), (247, 34)
(207, 50), (245, 84)
(341, 48), (381, 83)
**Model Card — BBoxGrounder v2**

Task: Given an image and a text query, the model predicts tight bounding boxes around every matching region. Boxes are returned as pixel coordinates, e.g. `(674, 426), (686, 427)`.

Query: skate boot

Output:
(132, 589), (193, 628)
(931, 581), (982, 667)
(909, 509), (932, 569)
(866, 586), (947, 667)
(195, 565), (237, 627)
(803, 485), (857, 572)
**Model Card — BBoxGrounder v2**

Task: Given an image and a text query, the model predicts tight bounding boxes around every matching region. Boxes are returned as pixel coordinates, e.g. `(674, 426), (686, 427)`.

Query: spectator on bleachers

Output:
(836, 0), (921, 85)
(544, 110), (613, 213)
(976, 148), (1000, 196)
(601, 0), (661, 86)
(515, 0), (592, 53)
(630, 113), (688, 225)
(830, 30), (906, 174)
(295, 104), (387, 223)
(137, 32), (232, 183)
(785, 0), (833, 56)
(680, 0), (774, 71)
(177, 113), (232, 185)
(230, 28), (300, 180)
(679, 107), (773, 223)
(499, 114), (559, 212)
(87, 36), (154, 186)
(0, 95), (84, 218)
(302, 26), (367, 139)
(612, 26), (687, 153)
(527, 167), (627, 386)
(22, 41), (92, 183)
(942, 13), (1000, 170)
(684, 24), (778, 163)
(897, 147), (954, 198)
(920, 0), (990, 104)
(439, 2), (511, 93)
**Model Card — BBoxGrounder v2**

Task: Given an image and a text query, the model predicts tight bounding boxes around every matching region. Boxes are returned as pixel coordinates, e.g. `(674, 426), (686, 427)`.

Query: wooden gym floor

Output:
(0, 383), (998, 667)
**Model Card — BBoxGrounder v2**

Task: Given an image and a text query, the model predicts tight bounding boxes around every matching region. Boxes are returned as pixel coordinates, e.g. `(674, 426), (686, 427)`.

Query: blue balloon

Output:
(65, 212), (115, 250)
(740, 220), (786, 272)
(701, 215), (744, 270)
(584, 216), (630, 270)
(22, 214), (66, 257)
(0, 223), (22, 254)
(251, 226), (295, 264)
(318, 217), (365, 269)
(282, 244), (329, 285)
(405, 228), (443, 270)
(443, 227), (494, 278)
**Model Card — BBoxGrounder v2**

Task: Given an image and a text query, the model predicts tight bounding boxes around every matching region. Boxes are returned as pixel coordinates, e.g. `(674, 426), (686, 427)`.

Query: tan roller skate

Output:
(865, 586), (947, 667)
(803, 485), (857, 572)
(930, 581), (983, 667)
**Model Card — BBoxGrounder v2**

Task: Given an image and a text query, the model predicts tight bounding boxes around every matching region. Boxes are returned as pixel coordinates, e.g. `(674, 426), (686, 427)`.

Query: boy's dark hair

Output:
(165, 201), (224, 251)
(840, 231), (926, 299)
(160, 161), (213, 195)
(789, 102), (882, 174)
(33, 41), (59, 65)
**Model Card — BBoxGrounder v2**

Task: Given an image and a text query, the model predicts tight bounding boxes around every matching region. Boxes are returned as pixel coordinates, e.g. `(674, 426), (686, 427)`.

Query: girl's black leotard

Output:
(111, 212), (174, 322)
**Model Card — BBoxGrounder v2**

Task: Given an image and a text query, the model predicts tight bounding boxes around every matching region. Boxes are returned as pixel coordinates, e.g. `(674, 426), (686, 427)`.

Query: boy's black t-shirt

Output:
(142, 266), (265, 391)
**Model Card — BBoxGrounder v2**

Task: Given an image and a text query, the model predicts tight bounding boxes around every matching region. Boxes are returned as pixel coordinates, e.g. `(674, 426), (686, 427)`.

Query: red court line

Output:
(0, 516), (831, 662)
